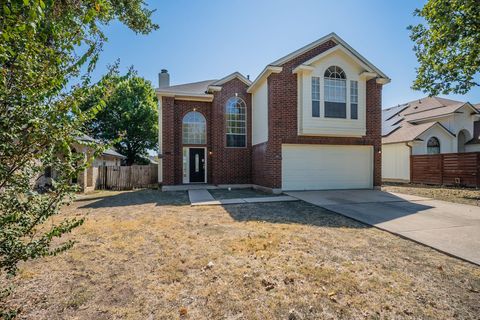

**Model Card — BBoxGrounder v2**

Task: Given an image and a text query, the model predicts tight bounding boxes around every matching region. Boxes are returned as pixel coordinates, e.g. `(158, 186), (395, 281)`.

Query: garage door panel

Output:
(282, 144), (373, 190)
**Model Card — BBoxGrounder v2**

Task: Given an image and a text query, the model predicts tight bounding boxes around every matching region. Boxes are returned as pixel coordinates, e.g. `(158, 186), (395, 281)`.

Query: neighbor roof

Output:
(103, 148), (127, 159)
(381, 96), (474, 144)
(382, 121), (454, 145)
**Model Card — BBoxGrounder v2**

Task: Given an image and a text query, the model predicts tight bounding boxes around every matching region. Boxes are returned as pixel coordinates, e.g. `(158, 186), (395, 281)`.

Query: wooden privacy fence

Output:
(96, 164), (158, 190)
(411, 152), (480, 187)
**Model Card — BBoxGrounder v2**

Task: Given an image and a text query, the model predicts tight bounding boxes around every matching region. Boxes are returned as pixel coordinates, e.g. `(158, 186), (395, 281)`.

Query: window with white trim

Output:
(350, 80), (358, 119)
(182, 111), (206, 144)
(312, 76), (320, 117)
(226, 97), (246, 147)
(324, 66), (346, 118)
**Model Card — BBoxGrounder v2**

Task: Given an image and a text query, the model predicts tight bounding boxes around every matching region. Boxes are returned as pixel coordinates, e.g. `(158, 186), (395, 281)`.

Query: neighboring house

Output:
(157, 33), (390, 192)
(37, 134), (126, 192)
(382, 97), (480, 182)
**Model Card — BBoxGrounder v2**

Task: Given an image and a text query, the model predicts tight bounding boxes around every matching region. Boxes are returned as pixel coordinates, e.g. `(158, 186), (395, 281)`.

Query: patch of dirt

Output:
(2, 189), (479, 319)
(383, 183), (480, 206)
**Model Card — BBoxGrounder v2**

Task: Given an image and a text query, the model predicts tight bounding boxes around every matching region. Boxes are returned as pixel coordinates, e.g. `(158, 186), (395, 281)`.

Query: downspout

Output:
(406, 141), (413, 183)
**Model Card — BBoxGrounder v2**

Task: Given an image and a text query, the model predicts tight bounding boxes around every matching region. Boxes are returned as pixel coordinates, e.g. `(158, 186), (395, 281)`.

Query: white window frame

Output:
(182, 111), (206, 145)
(225, 97), (247, 148)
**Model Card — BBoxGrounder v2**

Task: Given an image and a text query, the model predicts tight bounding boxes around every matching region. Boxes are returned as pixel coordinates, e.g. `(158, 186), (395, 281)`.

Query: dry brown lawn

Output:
(383, 183), (480, 206)
(2, 189), (479, 319)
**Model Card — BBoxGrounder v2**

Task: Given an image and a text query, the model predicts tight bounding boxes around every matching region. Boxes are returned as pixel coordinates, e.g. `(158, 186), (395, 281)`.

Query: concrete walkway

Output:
(286, 190), (480, 265)
(188, 190), (297, 206)
(188, 189), (215, 203)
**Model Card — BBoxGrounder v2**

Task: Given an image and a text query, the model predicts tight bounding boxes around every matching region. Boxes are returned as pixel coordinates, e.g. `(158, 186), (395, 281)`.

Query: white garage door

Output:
(282, 144), (373, 191)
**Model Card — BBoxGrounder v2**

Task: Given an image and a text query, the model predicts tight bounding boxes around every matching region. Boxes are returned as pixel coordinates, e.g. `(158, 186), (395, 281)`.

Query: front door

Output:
(189, 148), (205, 183)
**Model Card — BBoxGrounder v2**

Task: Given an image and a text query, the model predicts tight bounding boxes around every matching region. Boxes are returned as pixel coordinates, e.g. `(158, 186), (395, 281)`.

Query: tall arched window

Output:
(427, 137), (440, 154)
(183, 111), (206, 144)
(324, 66), (346, 118)
(226, 97), (246, 147)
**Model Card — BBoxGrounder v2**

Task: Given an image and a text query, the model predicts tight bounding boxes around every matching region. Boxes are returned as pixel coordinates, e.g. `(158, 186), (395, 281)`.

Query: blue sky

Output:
(91, 0), (480, 108)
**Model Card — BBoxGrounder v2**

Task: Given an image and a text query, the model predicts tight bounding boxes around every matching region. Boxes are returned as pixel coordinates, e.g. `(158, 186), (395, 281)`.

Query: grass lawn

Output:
(208, 188), (280, 200)
(383, 183), (480, 206)
(2, 189), (479, 319)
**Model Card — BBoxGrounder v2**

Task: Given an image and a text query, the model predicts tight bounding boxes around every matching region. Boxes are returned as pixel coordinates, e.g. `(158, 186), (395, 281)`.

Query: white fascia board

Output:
(247, 66), (283, 93)
(270, 32), (390, 83)
(212, 72), (252, 86)
(207, 85), (222, 92)
(156, 91), (214, 102)
(292, 65), (315, 74)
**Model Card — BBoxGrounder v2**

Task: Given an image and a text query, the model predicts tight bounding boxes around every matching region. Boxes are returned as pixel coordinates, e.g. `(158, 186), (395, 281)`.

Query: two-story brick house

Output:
(157, 33), (390, 192)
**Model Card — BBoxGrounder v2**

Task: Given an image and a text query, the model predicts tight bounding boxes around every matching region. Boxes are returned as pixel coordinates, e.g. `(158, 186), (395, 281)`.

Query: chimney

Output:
(158, 69), (170, 88)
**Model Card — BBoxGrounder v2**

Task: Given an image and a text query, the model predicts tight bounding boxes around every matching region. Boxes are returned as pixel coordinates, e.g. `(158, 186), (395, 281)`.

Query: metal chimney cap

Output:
(161, 69), (168, 73)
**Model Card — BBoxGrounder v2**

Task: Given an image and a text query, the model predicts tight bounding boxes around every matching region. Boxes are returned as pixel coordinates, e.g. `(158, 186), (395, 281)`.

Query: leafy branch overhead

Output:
(0, 0), (158, 283)
(409, 0), (480, 95)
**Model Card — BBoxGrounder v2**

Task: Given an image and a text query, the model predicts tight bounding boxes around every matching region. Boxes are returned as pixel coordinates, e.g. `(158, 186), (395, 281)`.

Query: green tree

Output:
(0, 0), (158, 308)
(409, 0), (480, 95)
(82, 67), (158, 165)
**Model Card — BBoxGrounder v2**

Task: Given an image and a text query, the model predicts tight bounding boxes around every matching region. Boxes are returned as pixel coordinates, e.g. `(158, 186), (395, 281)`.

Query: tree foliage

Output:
(409, 0), (480, 95)
(0, 0), (157, 287)
(82, 66), (158, 165)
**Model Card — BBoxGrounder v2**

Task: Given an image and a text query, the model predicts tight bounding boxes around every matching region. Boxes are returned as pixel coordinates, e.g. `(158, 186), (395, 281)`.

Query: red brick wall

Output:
(256, 39), (383, 189)
(211, 78), (252, 184)
(161, 78), (252, 185)
(162, 98), (212, 185)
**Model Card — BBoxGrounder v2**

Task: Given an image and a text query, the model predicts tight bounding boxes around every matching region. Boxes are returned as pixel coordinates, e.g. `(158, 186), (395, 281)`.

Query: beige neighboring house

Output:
(382, 97), (480, 182)
(37, 134), (126, 193)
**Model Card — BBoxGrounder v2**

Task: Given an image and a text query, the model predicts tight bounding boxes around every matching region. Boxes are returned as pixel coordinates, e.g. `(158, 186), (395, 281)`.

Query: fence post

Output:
(440, 154), (444, 185)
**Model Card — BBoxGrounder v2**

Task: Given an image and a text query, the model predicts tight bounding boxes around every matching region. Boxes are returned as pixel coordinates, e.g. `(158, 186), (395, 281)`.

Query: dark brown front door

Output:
(189, 148), (205, 183)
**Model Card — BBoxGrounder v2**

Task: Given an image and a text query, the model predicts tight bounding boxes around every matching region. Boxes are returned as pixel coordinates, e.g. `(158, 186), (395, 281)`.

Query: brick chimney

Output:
(158, 69), (170, 88)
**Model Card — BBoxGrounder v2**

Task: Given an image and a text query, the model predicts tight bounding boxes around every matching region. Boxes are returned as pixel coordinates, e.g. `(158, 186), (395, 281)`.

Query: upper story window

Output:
(427, 137), (440, 154)
(226, 97), (246, 147)
(183, 111), (206, 144)
(324, 66), (346, 119)
(350, 80), (358, 120)
(312, 77), (320, 117)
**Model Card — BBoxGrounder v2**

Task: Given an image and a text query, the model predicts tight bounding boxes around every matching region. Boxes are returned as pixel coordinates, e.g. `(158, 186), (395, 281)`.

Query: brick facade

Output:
(162, 78), (252, 185)
(252, 39), (383, 189)
(162, 38), (384, 189)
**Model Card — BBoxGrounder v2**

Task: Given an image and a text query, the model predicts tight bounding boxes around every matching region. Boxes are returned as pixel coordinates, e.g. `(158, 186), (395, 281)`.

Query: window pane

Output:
(226, 97), (246, 147)
(227, 134), (246, 147)
(351, 103), (358, 120)
(183, 111), (206, 144)
(325, 102), (346, 118)
(312, 100), (320, 117)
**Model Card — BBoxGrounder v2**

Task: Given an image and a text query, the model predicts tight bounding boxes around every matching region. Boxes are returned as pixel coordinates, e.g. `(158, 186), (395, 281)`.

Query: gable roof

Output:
(211, 72), (251, 87)
(269, 33), (389, 80)
(382, 96), (478, 144)
(248, 32), (390, 93)
(382, 121), (455, 145)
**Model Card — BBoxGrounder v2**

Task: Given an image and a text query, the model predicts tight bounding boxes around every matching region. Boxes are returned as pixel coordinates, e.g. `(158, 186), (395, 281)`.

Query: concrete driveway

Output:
(286, 190), (480, 265)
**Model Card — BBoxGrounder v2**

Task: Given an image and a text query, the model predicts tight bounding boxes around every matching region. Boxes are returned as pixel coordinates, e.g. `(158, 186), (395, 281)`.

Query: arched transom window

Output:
(427, 137), (440, 154)
(182, 111), (206, 144)
(324, 66), (347, 118)
(226, 97), (246, 147)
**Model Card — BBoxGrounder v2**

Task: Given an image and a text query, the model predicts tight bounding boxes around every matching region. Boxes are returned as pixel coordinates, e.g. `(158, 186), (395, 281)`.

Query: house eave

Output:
(247, 66), (283, 93)
(156, 90), (214, 102)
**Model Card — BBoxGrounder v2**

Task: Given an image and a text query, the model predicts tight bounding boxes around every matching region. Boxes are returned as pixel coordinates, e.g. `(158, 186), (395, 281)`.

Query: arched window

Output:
(427, 137), (440, 154)
(324, 66), (347, 118)
(182, 111), (206, 144)
(226, 97), (246, 147)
